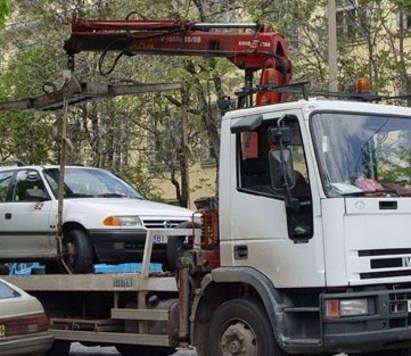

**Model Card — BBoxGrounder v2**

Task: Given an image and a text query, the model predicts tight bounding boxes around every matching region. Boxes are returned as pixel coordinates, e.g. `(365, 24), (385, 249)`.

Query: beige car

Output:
(0, 278), (53, 356)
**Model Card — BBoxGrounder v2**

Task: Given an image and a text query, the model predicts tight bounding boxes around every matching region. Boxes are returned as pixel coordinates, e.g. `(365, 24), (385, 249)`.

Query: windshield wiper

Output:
(66, 193), (94, 198)
(97, 193), (129, 198)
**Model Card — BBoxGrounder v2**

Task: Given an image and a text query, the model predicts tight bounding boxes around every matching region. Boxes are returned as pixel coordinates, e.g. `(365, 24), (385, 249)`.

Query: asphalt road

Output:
(68, 343), (347, 356)
(69, 342), (197, 355)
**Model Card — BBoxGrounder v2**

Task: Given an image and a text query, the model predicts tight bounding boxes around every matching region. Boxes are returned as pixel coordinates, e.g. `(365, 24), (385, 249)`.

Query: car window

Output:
(12, 170), (46, 202)
(43, 167), (145, 199)
(0, 170), (14, 202)
(0, 280), (20, 299)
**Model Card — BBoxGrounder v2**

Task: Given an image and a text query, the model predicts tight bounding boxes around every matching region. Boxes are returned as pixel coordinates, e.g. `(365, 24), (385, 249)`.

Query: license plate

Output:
(153, 235), (168, 244)
(0, 324), (5, 337)
(153, 235), (189, 244)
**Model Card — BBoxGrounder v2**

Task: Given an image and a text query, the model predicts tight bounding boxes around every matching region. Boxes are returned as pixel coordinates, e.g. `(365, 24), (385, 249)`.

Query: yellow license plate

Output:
(0, 324), (5, 337)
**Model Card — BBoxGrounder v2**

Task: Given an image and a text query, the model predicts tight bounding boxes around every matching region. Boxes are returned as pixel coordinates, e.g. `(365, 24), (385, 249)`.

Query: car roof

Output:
(0, 164), (102, 172)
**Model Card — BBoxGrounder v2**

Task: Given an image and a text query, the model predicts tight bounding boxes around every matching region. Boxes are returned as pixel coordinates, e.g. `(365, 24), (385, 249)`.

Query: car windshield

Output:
(311, 112), (411, 197)
(43, 167), (145, 199)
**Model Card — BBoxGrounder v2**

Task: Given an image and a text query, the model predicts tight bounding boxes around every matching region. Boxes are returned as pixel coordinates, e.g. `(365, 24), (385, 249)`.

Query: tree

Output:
(0, 0), (8, 29)
(3, 0), (411, 204)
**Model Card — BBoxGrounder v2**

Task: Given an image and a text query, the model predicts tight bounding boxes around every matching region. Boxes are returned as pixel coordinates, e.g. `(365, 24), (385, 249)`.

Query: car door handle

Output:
(4, 213), (11, 220)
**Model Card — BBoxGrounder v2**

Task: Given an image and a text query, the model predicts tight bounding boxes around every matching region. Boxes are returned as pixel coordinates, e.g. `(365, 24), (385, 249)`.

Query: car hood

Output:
(63, 198), (194, 217)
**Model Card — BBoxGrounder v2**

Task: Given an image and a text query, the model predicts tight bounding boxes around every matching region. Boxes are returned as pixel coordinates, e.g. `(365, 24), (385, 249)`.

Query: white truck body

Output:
(6, 98), (411, 356)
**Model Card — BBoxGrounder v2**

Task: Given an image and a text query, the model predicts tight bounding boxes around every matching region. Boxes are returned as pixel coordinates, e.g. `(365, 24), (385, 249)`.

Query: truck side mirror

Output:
(269, 148), (296, 190)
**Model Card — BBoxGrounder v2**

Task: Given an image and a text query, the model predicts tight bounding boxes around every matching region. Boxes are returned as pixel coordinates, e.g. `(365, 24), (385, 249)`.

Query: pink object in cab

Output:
(354, 175), (383, 192)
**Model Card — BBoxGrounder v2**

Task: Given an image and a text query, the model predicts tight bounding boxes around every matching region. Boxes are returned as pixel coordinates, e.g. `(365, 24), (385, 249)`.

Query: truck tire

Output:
(62, 229), (94, 273)
(206, 298), (288, 356)
(115, 344), (175, 356)
(44, 340), (71, 356)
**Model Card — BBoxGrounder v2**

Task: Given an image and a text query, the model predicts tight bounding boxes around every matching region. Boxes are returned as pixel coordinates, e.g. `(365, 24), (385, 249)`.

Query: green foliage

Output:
(0, 0), (9, 29)
(2, 0), (411, 203)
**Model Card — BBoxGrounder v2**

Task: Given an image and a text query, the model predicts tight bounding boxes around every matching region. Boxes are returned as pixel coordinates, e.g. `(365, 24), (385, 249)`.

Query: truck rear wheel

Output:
(206, 298), (288, 356)
(62, 229), (94, 273)
(115, 344), (175, 356)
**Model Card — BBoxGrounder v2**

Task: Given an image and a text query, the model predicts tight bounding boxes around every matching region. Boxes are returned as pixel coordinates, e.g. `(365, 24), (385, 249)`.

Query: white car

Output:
(0, 164), (193, 273)
(0, 278), (53, 355)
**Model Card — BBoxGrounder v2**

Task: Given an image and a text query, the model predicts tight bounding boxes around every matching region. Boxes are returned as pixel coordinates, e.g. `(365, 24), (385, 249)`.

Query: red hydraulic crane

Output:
(64, 15), (293, 107)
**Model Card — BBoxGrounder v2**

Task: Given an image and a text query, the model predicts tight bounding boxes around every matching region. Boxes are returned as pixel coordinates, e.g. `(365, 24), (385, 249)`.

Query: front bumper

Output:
(322, 287), (411, 353)
(88, 229), (169, 264)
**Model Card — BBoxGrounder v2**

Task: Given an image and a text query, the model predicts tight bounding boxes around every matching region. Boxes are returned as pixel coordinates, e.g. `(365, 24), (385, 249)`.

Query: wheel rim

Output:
(220, 321), (257, 356)
(64, 240), (77, 266)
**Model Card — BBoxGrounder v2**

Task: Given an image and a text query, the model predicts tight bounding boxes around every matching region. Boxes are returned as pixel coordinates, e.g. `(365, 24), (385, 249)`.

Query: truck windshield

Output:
(311, 112), (411, 197)
(43, 167), (145, 199)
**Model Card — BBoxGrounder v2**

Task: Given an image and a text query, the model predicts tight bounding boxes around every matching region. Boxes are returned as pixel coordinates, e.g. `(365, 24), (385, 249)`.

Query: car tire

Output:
(62, 229), (94, 274)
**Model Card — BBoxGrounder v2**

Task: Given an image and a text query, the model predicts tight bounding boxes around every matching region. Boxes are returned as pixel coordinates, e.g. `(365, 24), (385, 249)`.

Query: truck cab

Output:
(210, 98), (411, 354)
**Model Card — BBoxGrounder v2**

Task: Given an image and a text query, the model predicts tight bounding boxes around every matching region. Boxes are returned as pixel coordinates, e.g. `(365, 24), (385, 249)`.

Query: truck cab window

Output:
(238, 119), (310, 195)
(239, 129), (273, 195)
(237, 117), (313, 240)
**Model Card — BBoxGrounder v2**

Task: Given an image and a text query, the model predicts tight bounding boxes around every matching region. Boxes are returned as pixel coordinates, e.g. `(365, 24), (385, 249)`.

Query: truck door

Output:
(0, 169), (56, 259)
(224, 112), (324, 288)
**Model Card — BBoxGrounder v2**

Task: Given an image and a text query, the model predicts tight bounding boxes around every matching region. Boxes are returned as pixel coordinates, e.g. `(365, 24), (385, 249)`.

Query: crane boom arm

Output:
(64, 15), (292, 105)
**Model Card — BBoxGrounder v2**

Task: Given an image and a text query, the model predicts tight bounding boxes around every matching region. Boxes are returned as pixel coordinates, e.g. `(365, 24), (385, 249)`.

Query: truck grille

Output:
(141, 219), (189, 229)
(358, 249), (411, 280)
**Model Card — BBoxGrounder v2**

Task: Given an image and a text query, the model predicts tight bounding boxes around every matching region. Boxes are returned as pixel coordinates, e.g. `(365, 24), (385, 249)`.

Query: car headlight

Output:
(326, 298), (369, 317)
(103, 215), (142, 227)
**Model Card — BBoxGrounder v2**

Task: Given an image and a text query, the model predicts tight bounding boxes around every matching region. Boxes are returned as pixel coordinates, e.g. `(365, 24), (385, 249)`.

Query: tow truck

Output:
(4, 13), (411, 356)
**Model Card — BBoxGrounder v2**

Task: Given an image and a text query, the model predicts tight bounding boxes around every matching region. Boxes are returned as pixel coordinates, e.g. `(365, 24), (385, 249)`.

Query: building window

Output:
(336, 0), (367, 41)
(398, 7), (411, 31)
(200, 137), (217, 167)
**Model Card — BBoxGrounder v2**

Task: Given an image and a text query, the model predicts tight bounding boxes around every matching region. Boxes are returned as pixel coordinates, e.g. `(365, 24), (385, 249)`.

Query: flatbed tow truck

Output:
(5, 13), (411, 356)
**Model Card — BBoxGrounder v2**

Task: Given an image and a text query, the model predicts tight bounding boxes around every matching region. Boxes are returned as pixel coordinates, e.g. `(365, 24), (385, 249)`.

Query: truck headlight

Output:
(326, 298), (369, 317)
(103, 215), (142, 227)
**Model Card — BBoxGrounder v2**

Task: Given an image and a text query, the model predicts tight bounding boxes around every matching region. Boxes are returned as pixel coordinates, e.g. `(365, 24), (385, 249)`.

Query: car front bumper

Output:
(88, 229), (168, 264)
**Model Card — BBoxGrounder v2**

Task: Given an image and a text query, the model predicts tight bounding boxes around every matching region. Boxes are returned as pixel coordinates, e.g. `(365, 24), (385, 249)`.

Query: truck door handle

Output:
(234, 245), (248, 260)
(4, 213), (11, 220)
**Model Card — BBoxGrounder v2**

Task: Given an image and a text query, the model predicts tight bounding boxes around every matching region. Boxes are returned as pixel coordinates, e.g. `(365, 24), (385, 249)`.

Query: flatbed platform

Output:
(2, 272), (178, 292)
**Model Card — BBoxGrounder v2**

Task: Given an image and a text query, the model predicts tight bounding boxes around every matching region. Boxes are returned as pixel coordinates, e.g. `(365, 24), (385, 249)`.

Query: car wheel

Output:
(62, 229), (94, 274)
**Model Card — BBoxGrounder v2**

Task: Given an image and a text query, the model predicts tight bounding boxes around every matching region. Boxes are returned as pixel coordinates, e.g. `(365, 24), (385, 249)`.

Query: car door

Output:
(0, 169), (57, 260)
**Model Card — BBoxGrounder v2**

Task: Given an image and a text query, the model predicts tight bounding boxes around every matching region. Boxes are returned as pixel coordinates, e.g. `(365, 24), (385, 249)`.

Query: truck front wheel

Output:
(206, 298), (288, 356)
